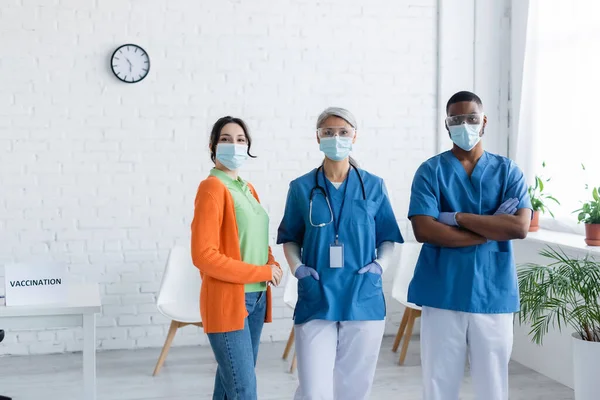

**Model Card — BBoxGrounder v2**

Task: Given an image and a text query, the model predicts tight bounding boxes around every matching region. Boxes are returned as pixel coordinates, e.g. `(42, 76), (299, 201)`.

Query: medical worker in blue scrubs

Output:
(408, 91), (532, 400)
(277, 107), (403, 400)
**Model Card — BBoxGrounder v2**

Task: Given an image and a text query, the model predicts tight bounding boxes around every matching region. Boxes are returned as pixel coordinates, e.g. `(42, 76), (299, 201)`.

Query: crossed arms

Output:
(412, 208), (532, 247)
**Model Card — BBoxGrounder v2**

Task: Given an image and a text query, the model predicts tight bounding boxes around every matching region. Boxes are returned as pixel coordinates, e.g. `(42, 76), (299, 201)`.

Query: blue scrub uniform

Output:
(407, 151), (532, 314)
(277, 167), (403, 324)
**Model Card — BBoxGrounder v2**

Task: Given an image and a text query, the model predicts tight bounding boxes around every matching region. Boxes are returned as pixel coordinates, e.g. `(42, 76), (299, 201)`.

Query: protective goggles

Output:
(445, 113), (484, 126)
(317, 127), (356, 139)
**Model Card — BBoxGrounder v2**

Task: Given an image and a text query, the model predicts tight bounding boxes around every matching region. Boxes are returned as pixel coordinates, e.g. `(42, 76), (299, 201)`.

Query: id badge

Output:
(329, 242), (344, 268)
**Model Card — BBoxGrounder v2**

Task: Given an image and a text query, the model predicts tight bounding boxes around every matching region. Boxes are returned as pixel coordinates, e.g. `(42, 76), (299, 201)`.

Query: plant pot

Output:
(529, 211), (540, 232)
(584, 223), (600, 246)
(572, 333), (600, 399)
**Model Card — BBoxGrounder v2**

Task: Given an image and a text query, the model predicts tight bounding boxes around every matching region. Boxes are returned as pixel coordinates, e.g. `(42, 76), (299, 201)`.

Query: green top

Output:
(210, 168), (269, 292)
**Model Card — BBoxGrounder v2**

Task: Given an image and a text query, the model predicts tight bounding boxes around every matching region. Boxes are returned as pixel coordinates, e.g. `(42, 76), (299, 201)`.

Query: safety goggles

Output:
(445, 113), (484, 126)
(317, 127), (356, 139)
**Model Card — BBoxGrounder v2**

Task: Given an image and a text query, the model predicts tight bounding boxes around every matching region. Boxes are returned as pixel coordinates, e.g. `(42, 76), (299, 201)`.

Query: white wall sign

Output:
(4, 263), (68, 307)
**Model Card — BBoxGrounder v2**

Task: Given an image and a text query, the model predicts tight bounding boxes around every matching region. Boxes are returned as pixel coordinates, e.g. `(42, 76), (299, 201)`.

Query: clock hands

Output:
(112, 45), (149, 83)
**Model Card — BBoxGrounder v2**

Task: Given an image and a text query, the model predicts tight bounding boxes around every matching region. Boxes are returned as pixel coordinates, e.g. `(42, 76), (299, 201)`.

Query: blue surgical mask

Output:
(216, 143), (248, 170)
(449, 123), (482, 151)
(319, 137), (353, 161)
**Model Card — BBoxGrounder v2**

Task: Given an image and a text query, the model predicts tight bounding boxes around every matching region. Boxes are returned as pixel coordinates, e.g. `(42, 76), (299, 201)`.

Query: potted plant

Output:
(518, 246), (600, 400)
(528, 162), (560, 232)
(573, 165), (600, 246)
(574, 181), (600, 246)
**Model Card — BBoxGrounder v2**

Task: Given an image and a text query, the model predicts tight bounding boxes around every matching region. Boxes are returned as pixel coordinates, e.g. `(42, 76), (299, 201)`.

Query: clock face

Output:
(111, 44), (150, 83)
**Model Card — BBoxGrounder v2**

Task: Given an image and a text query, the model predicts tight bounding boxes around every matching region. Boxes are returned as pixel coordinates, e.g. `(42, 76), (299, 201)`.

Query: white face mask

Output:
(216, 143), (248, 170)
(449, 123), (482, 151)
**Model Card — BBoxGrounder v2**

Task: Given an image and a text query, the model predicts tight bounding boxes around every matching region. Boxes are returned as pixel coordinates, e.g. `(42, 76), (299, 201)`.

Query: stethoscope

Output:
(309, 164), (367, 228)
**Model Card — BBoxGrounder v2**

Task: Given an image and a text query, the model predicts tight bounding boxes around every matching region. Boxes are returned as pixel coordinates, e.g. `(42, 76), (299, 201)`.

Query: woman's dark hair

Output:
(209, 116), (257, 163)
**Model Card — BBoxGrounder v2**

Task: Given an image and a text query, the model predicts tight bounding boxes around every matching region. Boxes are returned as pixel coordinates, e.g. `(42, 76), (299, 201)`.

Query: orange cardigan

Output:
(191, 175), (281, 334)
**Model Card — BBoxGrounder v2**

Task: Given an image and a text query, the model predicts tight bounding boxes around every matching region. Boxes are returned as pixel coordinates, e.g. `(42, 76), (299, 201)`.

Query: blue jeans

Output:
(207, 291), (267, 400)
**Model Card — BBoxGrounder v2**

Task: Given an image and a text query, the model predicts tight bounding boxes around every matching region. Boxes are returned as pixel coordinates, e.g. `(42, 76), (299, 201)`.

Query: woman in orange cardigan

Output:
(191, 116), (283, 400)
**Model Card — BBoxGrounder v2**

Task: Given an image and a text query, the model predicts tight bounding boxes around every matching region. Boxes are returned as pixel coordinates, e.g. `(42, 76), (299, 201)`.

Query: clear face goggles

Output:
(317, 127), (356, 139)
(445, 113), (484, 126)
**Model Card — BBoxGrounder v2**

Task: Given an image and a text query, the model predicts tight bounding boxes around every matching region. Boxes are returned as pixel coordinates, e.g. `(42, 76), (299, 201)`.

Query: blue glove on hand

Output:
(294, 265), (320, 280)
(437, 212), (458, 227)
(494, 198), (519, 215)
(358, 261), (383, 275)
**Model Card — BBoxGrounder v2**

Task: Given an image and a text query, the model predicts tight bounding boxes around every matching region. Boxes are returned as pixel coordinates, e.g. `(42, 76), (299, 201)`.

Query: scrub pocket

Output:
(351, 200), (377, 226)
(357, 272), (383, 302)
(487, 251), (516, 294)
(355, 272), (386, 318)
(298, 276), (322, 305)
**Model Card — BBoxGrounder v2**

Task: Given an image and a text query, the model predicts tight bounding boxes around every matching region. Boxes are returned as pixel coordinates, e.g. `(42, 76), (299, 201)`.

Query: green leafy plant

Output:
(573, 164), (600, 224)
(528, 162), (560, 217)
(518, 246), (600, 344)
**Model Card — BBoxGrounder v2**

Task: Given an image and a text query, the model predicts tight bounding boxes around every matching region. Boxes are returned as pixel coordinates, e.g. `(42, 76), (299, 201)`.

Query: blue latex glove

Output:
(494, 198), (519, 215)
(358, 261), (383, 275)
(437, 212), (458, 227)
(294, 265), (320, 280)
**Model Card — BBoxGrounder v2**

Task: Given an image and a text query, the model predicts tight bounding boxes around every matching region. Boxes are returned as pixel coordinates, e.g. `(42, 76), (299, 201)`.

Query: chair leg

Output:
(153, 320), (180, 376)
(392, 308), (410, 352)
(282, 326), (295, 360)
(289, 350), (297, 374)
(399, 310), (417, 365)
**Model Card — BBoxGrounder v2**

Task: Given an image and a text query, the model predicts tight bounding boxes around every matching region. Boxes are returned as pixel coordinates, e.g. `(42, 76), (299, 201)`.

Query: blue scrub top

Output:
(407, 151), (532, 314)
(277, 167), (404, 324)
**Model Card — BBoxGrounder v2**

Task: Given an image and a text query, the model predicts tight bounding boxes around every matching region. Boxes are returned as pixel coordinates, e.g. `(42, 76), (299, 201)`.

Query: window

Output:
(518, 0), (600, 233)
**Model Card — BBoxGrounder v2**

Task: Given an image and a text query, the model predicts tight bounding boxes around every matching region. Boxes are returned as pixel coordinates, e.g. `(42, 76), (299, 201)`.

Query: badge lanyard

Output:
(322, 167), (350, 268)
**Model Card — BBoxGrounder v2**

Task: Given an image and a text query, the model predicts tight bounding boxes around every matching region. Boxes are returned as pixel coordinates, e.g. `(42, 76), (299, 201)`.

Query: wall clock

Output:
(110, 44), (150, 83)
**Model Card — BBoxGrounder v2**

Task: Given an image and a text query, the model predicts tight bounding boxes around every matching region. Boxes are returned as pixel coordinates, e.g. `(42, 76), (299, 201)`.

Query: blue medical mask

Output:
(216, 143), (248, 170)
(319, 137), (353, 161)
(448, 123), (482, 151)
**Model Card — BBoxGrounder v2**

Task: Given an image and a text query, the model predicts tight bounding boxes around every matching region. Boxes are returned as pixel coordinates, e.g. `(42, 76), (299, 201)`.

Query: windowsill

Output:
(398, 218), (600, 257)
(524, 229), (600, 256)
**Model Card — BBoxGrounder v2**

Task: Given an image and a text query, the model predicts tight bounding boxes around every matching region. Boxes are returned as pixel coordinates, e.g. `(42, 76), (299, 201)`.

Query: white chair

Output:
(391, 242), (423, 365)
(152, 245), (203, 376)
(281, 272), (298, 373)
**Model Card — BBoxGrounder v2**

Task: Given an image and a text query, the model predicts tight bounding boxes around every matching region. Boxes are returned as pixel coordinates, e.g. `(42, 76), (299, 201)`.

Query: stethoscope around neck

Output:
(309, 163), (367, 228)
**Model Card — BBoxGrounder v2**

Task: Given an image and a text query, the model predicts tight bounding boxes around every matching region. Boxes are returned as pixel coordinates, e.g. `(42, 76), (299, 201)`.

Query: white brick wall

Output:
(0, 0), (437, 355)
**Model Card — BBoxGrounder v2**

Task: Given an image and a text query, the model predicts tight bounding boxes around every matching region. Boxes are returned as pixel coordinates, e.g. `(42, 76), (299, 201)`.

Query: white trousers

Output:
(293, 319), (386, 400)
(421, 306), (514, 400)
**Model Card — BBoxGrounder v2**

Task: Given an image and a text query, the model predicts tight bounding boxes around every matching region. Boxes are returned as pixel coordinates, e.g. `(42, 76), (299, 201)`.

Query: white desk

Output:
(0, 283), (101, 400)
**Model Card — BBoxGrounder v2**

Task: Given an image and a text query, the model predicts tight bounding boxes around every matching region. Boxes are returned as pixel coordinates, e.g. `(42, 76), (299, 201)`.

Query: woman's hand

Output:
(270, 265), (283, 286)
(294, 265), (320, 280)
(358, 261), (383, 275)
